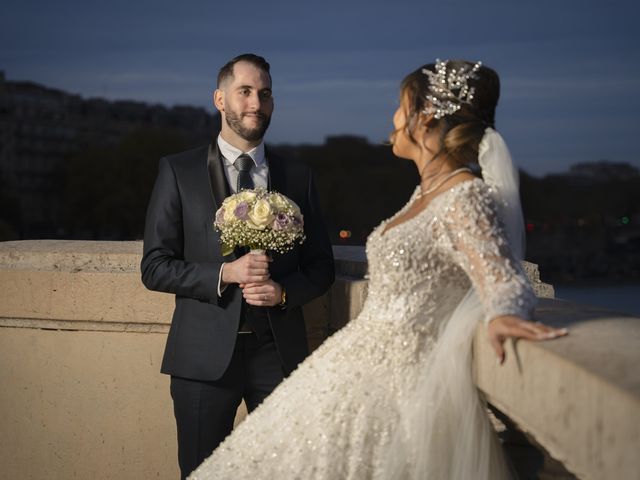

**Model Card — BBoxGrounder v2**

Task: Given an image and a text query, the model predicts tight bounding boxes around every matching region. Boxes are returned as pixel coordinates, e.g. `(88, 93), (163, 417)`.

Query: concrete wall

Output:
(0, 240), (340, 479)
(0, 241), (176, 479)
(0, 240), (638, 480)
(0, 328), (173, 479)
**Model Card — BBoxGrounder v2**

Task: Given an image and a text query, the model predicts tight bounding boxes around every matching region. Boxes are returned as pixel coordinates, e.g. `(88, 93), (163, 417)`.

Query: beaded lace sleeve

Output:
(441, 181), (537, 323)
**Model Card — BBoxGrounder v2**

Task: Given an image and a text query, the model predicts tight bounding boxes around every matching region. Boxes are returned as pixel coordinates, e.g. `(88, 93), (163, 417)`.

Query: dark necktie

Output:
(234, 154), (255, 192)
(233, 153), (265, 335)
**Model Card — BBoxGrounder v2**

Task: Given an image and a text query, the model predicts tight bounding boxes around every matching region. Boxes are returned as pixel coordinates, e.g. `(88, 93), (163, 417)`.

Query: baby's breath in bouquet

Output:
(214, 188), (305, 256)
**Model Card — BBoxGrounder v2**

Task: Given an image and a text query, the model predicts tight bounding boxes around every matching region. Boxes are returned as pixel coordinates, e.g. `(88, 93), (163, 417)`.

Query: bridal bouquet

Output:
(214, 188), (305, 256)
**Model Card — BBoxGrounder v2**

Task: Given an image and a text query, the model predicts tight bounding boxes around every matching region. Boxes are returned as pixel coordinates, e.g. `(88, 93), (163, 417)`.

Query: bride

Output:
(188, 59), (568, 479)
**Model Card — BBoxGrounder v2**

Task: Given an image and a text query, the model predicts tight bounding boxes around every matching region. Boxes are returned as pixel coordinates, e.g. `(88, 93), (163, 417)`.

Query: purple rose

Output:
(234, 201), (249, 220)
(215, 208), (225, 225)
(272, 212), (292, 231)
(292, 215), (303, 228)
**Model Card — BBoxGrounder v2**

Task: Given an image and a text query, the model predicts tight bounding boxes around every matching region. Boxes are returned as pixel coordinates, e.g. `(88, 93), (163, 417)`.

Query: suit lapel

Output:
(206, 144), (239, 260)
(207, 143), (231, 211)
(266, 148), (287, 194)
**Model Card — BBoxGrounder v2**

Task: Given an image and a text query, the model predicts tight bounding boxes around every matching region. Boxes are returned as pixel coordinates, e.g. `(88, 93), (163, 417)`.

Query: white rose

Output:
(248, 199), (274, 229)
(237, 190), (257, 203)
(223, 198), (239, 222)
(274, 193), (301, 215)
(271, 193), (290, 210)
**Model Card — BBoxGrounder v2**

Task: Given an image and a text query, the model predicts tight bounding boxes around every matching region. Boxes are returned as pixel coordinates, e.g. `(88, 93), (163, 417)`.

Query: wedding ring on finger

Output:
(263, 294), (267, 301)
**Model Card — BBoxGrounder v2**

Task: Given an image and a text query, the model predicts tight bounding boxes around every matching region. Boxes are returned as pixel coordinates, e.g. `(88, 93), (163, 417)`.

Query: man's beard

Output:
(225, 109), (271, 142)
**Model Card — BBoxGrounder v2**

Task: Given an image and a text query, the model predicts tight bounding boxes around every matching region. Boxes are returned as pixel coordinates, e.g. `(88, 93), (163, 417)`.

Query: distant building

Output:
(0, 72), (220, 237)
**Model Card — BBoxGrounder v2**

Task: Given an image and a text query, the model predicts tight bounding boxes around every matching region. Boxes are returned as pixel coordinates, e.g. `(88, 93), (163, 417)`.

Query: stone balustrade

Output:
(0, 240), (637, 479)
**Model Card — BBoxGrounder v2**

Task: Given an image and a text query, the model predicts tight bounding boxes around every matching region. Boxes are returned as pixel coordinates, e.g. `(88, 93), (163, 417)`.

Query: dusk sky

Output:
(2, 0), (639, 176)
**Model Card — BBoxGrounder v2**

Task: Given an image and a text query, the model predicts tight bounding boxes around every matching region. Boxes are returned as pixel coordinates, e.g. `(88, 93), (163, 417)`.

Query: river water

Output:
(553, 284), (640, 316)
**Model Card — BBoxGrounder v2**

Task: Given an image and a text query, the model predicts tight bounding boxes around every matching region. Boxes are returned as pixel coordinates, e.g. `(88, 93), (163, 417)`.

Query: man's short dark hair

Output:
(217, 53), (271, 88)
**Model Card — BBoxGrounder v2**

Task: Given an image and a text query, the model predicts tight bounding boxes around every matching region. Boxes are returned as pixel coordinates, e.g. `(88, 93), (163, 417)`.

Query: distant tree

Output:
(63, 128), (188, 239)
(521, 161), (640, 281)
(521, 161), (640, 227)
(272, 136), (418, 244)
(568, 160), (639, 181)
(0, 172), (20, 240)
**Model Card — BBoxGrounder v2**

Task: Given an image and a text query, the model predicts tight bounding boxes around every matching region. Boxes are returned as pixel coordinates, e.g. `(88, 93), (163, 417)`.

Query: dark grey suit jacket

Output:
(141, 144), (334, 381)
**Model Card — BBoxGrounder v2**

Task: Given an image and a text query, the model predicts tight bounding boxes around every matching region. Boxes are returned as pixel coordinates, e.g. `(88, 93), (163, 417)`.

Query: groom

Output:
(141, 53), (335, 479)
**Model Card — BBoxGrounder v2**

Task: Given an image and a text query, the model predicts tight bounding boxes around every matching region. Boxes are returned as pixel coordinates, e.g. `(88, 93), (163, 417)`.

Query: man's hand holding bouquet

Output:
(215, 188), (305, 307)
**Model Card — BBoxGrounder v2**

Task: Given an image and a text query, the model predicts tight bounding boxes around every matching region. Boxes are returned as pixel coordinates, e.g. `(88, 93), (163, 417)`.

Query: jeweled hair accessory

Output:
(422, 59), (482, 119)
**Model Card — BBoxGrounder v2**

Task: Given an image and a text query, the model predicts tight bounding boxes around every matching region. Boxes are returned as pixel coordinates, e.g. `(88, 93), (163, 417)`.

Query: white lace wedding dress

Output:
(189, 179), (537, 480)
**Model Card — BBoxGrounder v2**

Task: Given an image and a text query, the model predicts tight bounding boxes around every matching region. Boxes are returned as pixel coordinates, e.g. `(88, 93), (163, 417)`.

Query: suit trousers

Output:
(170, 332), (285, 479)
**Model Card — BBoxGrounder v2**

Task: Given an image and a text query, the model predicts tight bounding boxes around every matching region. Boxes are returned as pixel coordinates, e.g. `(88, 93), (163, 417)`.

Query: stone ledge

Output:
(0, 317), (170, 333)
(0, 240), (555, 297)
(0, 269), (173, 324)
(474, 298), (640, 480)
(0, 240), (142, 272)
(0, 241), (375, 278)
(332, 245), (367, 277)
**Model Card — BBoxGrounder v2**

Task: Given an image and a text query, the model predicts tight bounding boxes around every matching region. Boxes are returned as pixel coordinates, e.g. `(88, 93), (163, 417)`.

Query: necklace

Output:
(416, 167), (472, 199)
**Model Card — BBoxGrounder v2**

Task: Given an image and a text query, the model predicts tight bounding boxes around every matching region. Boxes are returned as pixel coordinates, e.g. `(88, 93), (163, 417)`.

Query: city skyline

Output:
(2, 0), (639, 176)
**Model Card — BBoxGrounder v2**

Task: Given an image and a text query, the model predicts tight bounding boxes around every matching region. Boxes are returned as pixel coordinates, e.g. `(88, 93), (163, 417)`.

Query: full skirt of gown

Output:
(189, 180), (537, 479)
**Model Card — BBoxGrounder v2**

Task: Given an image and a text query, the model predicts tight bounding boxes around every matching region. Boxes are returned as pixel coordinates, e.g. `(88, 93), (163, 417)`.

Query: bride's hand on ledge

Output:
(487, 315), (568, 365)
